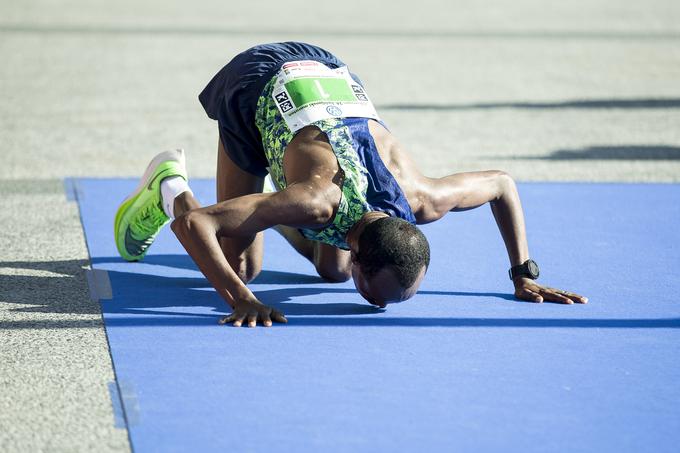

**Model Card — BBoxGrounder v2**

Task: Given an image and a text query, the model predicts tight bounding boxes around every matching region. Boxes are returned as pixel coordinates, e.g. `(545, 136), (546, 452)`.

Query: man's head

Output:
(350, 216), (430, 308)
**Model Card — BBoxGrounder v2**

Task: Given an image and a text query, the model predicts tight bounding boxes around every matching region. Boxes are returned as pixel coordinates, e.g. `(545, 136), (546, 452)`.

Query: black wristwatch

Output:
(509, 259), (540, 280)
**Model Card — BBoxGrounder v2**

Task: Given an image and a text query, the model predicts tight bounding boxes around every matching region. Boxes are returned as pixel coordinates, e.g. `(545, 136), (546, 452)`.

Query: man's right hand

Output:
(218, 296), (288, 328)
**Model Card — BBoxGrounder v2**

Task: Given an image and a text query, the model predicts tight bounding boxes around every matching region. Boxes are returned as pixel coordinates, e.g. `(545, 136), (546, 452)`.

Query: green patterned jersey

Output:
(255, 75), (372, 250)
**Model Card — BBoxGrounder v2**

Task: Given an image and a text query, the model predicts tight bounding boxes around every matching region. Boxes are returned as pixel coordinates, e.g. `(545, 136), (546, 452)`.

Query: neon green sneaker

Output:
(114, 149), (188, 261)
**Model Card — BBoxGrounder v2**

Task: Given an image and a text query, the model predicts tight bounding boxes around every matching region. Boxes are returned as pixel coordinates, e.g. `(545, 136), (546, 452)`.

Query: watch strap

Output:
(509, 259), (539, 280)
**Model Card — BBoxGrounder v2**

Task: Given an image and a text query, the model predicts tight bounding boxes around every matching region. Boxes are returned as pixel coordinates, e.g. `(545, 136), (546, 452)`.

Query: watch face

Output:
(528, 260), (540, 278)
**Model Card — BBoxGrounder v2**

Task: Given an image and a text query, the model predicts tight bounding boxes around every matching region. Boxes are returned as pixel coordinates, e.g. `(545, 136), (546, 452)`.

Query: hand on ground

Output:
(218, 297), (288, 327)
(514, 278), (588, 304)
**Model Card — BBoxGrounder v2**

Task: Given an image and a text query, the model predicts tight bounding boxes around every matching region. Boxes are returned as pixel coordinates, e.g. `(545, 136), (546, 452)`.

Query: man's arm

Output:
(171, 183), (337, 326)
(417, 170), (587, 304)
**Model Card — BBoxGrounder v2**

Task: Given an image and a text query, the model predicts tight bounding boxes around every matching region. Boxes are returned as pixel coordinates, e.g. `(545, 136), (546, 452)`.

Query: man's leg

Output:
(173, 140), (347, 283)
(171, 191), (201, 219)
(274, 225), (352, 282)
(215, 138), (265, 284)
(161, 139), (263, 285)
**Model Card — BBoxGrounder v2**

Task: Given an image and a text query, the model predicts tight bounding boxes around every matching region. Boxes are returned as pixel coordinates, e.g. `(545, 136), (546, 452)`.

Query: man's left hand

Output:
(513, 277), (588, 304)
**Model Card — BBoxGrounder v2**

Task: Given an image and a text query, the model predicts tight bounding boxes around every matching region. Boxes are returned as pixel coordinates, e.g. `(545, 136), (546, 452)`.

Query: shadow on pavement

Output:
(3, 255), (678, 330)
(520, 145), (680, 160)
(379, 98), (680, 111)
(4, 315), (679, 329)
(0, 259), (98, 314)
(1, 254), (514, 327)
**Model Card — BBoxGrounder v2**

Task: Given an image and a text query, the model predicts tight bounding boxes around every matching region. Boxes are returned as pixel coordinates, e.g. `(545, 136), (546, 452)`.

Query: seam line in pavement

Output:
(1, 24), (679, 40)
(86, 269), (113, 302)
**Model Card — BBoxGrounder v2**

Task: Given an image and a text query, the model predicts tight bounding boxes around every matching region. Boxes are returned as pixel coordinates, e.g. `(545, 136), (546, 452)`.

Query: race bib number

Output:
(271, 60), (380, 132)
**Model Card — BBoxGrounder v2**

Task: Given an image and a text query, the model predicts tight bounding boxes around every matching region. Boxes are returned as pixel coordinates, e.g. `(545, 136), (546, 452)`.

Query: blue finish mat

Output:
(74, 179), (680, 452)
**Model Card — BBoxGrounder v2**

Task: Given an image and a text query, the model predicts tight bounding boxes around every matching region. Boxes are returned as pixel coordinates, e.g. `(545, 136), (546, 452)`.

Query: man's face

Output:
(351, 264), (426, 308)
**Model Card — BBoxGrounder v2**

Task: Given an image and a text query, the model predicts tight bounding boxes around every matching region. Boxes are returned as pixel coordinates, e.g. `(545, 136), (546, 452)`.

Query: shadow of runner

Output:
(5, 316), (678, 329)
(261, 317), (680, 328)
(92, 254), (328, 284)
(9, 256), (674, 330)
(0, 259), (99, 314)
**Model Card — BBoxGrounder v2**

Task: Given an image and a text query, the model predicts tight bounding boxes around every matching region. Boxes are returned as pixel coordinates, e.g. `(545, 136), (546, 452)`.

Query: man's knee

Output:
(219, 236), (263, 284)
(316, 263), (352, 283)
(313, 244), (352, 282)
(234, 263), (261, 284)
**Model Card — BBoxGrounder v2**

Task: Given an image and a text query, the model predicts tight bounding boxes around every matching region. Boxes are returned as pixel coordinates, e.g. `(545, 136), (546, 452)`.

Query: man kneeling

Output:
(114, 42), (586, 327)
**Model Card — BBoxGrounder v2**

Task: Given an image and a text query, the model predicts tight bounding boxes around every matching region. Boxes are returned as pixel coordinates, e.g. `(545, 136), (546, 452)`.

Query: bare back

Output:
(282, 121), (427, 223)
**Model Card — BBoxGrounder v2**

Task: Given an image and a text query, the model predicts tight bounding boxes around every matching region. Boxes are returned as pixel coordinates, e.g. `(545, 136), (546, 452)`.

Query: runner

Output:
(114, 42), (587, 327)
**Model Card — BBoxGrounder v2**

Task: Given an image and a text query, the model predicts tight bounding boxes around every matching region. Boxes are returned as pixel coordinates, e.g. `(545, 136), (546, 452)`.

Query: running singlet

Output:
(255, 61), (415, 250)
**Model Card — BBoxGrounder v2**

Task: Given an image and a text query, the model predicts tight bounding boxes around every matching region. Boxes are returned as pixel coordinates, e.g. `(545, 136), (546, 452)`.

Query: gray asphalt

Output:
(1, 1), (679, 451)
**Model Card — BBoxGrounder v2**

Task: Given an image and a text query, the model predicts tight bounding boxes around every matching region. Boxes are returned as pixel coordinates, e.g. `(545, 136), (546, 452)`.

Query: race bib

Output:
(271, 60), (380, 132)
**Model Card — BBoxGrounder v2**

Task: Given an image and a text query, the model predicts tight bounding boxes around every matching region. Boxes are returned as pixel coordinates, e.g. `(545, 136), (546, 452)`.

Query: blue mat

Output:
(74, 179), (680, 452)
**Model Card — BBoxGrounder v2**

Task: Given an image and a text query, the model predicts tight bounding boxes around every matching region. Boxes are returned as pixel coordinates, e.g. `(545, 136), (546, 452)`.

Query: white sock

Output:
(160, 176), (192, 218)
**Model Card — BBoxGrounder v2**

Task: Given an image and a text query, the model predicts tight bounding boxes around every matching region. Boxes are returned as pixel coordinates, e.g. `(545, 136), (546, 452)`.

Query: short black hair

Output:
(356, 216), (430, 288)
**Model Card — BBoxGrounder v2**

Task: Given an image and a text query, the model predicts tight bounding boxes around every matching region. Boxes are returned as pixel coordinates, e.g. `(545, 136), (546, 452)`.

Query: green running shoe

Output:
(114, 149), (188, 261)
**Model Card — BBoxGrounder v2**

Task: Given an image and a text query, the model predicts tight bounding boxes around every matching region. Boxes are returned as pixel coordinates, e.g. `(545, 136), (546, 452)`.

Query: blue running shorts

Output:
(198, 42), (350, 177)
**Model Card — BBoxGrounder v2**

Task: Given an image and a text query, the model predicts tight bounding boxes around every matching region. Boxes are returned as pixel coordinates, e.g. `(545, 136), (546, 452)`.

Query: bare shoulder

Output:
(282, 125), (344, 220)
(283, 125), (344, 185)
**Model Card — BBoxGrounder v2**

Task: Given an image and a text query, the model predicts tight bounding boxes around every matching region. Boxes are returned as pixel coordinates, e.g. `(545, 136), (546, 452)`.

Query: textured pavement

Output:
(1, 1), (679, 451)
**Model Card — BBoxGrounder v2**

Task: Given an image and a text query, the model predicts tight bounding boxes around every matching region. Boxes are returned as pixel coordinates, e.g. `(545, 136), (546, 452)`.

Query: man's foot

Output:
(114, 149), (188, 261)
